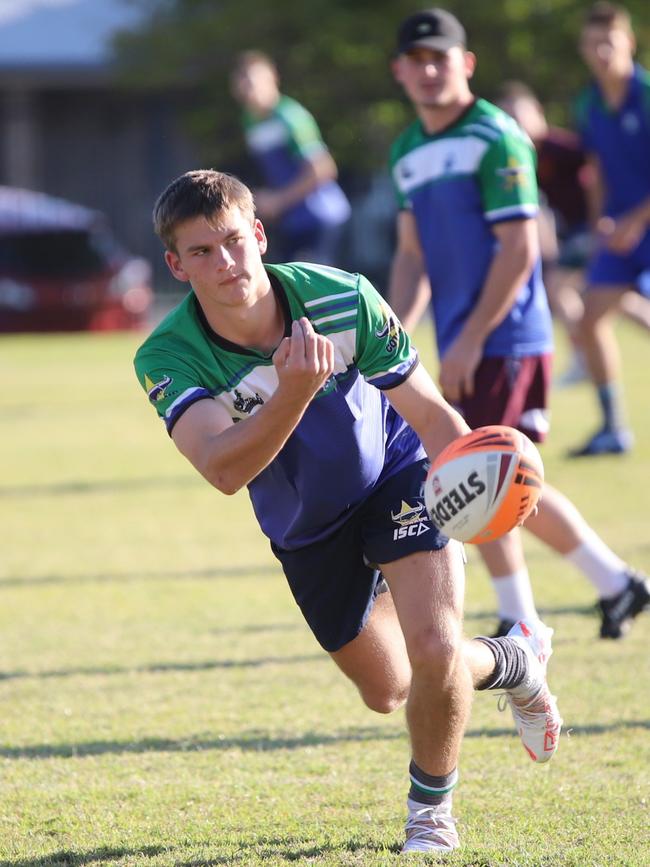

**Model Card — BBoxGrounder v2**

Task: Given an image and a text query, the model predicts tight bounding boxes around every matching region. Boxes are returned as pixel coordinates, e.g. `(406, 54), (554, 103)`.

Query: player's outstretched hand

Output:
(273, 317), (334, 405)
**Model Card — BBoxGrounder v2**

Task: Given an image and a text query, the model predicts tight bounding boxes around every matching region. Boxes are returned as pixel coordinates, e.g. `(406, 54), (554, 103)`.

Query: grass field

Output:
(1, 319), (649, 866)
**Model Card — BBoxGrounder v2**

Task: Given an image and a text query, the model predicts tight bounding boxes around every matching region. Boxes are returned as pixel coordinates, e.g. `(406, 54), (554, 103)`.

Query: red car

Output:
(0, 186), (153, 332)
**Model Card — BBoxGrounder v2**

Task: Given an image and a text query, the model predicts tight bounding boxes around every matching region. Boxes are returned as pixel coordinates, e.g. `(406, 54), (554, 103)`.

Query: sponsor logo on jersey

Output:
(145, 373), (173, 403)
(622, 112), (640, 134)
(391, 499), (430, 540)
(443, 153), (456, 173)
(375, 302), (401, 353)
(233, 388), (264, 414)
(496, 157), (530, 191)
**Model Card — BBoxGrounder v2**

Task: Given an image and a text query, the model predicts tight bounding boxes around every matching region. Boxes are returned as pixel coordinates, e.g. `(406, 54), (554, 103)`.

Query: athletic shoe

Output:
(401, 797), (459, 854)
(503, 620), (562, 763)
(598, 572), (650, 639)
(492, 618), (516, 638)
(569, 427), (633, 458)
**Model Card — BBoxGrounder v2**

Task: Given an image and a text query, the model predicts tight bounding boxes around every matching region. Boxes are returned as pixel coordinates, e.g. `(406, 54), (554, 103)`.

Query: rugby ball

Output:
(423, 425), (544, 544)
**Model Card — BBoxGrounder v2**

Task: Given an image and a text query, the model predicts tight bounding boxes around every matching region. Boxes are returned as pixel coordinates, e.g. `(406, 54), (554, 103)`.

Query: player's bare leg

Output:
(572, 286), (633, 456)
(329, 588), (411, 714)
(380, 543), (471, 775)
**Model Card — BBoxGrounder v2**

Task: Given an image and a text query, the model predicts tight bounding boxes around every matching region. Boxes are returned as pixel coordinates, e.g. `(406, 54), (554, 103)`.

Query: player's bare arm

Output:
(600, 195), (650, 254)
(439, 218), (539, 402)
(385, 363), (470, 461)
(584, 153), (605, 228)
(172, 317), (334, 494)
(255, 151), (338, 219)
(388, 210), (431, 334)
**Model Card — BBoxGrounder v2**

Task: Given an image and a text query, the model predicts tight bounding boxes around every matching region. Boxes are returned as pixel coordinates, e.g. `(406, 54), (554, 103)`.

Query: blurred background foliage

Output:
(115, 0), (650, 177)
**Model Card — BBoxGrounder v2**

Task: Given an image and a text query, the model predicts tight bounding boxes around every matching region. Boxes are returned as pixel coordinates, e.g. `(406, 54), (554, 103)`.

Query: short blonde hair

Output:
(153, 170), (255, 252)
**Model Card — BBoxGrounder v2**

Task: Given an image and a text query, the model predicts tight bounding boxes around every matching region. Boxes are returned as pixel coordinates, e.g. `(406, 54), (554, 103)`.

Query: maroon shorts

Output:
(454, 354), (552, 443)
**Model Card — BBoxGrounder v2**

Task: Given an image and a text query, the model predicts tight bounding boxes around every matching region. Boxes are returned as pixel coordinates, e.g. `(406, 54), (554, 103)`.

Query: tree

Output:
(115, 0), (650, 177)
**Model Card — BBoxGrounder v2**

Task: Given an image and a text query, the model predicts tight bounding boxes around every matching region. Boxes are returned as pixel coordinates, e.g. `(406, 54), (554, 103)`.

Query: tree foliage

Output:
(115, 0), (650, 177)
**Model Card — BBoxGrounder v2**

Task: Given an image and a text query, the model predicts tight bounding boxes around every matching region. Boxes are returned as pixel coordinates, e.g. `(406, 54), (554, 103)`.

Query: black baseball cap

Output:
(396, 8), (466, 54)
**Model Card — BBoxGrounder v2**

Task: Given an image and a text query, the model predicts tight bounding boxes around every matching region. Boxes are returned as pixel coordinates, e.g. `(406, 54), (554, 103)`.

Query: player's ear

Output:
(464, 51), (477, 79)
(254, 218), (268, 255)
(164, 249), (190, 283)
(391, 55), (405, 85)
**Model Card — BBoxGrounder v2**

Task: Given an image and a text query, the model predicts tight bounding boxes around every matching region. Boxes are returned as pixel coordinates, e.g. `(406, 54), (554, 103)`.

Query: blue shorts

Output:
(588, 228), (650, 293)
(270, 459), (448, 652)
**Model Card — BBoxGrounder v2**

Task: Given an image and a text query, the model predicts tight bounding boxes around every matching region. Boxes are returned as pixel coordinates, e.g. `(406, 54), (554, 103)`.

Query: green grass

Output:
(1, 321), (649, 866)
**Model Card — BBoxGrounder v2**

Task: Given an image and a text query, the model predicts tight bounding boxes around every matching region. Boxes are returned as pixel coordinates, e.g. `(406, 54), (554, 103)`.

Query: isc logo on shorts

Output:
(391, 499), (431, 541)
(393, 522), (431, 541)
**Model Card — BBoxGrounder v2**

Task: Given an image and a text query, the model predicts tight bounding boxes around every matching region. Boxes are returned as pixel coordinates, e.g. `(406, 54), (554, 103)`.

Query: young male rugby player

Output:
(134, 169), (562, 854)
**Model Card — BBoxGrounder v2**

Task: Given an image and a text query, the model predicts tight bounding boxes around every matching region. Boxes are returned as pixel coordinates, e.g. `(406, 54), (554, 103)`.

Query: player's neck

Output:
(597, 62), (634, 109)
(201, 278), (285, 354)
(417, 94), (474, 135)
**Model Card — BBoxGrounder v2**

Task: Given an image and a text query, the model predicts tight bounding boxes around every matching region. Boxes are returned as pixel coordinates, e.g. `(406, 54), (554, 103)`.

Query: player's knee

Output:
(359, 677), (410, 714)
(407, 625), (461, 683)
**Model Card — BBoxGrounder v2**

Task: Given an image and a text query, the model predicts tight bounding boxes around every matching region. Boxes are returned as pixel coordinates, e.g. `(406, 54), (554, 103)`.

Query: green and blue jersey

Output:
(575, 64), (650, 218)
(390, 98), (552, 359)
(243, 95), (350, 236)
(134, 264), (424, 549)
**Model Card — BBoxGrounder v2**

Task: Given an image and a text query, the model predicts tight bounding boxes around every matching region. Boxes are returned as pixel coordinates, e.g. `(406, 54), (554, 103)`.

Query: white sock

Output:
(491, 569), (538, 621)
(565, 532), (628, 598)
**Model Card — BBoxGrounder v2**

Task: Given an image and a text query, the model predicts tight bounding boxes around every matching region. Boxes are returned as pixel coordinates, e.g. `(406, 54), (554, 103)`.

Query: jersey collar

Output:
(193, 270), (292, 358)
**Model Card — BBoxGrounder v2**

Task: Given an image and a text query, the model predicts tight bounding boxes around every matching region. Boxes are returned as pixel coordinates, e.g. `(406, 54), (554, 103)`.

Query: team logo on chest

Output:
(233, 388), (264, 414)
(621, 112), (640, 134)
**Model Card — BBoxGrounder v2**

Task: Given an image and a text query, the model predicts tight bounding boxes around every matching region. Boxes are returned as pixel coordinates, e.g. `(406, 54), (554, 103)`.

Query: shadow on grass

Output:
(0, 726), (404, 760)
(2, 845), (168, 867)
(2, 838), (393, 867)
(210, 622), (303, 636)
(0, 475), (199, 499)
(0, 653), (322, 682)
(176, 836), (394, 865)
(0, 564), (281, 589)
(3, 719), (647, 761)
(465, 604), (596, 620)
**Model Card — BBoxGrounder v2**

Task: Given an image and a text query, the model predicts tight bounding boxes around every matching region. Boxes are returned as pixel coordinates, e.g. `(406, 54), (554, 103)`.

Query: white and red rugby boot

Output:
(503, 619), (563, 763)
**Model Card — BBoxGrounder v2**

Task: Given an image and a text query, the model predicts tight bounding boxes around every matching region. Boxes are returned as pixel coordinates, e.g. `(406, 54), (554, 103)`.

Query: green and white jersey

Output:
(243, 95), (350, 234)
(134, 263), (424, 549)
(390, 98), (552, 359)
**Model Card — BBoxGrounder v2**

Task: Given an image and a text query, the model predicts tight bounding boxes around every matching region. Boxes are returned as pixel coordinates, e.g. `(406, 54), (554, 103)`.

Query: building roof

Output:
(0, 0), (145, 72)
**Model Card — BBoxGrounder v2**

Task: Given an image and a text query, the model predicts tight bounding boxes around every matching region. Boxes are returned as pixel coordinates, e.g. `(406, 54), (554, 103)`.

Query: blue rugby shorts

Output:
(587, 228), (650, 293)
(270, 458), (448, 652)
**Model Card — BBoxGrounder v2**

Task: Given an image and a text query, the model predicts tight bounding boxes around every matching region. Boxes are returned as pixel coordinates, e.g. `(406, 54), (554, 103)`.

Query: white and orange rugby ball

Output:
(423, 425), (544, 544)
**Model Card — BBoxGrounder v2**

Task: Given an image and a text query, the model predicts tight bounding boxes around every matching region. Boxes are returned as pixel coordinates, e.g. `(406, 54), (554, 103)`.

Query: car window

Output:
(0, 230), (111, 278)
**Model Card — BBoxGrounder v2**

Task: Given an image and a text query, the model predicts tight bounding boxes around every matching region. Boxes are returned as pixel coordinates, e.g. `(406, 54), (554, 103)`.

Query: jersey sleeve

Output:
(389, 139), (409, 211)
(280, 98), (329, 160)
(354, 275), (419, 389)
(134, 347), (212, 435)
(573, 88), (594, 152)
(477, 126), (539, 223)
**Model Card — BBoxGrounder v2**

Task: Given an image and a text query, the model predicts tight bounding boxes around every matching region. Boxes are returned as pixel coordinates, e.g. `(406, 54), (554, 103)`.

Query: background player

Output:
(230, 50), (350, 265)
(387, 7), (650, 638)
(571, 1), (650, 456)
(134, 169), (561, 854)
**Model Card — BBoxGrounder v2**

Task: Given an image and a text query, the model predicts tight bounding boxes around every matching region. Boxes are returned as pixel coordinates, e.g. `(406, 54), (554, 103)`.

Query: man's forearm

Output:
(388, 251), (429, 334)
(197, 388), (311, 494)
(459, 233), (537, 344)
(274, 154), (336, 212)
